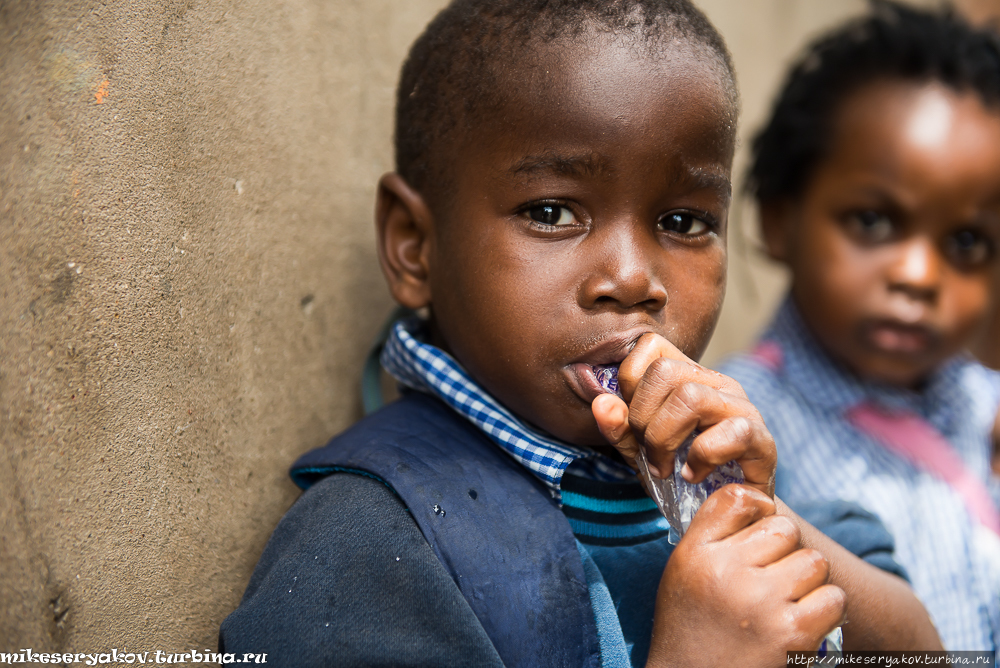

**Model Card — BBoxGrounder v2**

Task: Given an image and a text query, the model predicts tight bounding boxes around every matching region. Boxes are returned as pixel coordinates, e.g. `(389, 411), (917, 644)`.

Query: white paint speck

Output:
(234, 180), (244, 196)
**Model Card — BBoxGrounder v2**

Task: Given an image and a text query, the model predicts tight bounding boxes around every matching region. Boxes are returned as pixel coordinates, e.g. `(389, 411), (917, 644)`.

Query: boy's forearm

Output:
(775, 498), (942, 650)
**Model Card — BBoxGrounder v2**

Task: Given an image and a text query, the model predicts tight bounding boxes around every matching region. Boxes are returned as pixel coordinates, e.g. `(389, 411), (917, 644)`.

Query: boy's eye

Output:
(847, 210), (894, 242)
(658, 213), (708, 236)
(944, 229), (994, 268)
(526, 205), (575, 226)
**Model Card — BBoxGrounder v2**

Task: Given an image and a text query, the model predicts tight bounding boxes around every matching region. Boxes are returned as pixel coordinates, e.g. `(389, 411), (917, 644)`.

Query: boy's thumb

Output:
(592, 394), (649, 473)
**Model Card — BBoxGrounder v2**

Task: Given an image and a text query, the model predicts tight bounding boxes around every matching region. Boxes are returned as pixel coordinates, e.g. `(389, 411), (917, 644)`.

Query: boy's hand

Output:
(592, 332), (776, 497)
(646, 485), (847, 666)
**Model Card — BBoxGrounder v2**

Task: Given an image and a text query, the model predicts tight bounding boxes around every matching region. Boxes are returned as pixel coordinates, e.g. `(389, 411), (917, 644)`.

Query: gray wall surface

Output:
(0, 0), (971, 653)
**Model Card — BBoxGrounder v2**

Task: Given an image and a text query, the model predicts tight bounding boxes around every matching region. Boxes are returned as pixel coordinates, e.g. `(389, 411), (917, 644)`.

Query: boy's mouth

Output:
(564, 329), (648, 403)
(860, 320), (939, 356)
(567, 364), (617, 403)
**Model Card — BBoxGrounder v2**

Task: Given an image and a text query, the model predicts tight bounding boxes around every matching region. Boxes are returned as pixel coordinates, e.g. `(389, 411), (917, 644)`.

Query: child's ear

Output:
(758, 199), (796, 264)
(375, 173), (435, 309)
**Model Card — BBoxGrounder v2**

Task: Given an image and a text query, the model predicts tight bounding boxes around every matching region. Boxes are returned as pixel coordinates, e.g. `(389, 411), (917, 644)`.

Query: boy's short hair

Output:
(749, 0), (1000, 205)
(394, 0), (738, 208)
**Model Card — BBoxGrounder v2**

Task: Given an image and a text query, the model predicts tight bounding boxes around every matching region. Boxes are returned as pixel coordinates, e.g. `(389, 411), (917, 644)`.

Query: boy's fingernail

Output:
(681, 463), (694, 481)
(646, 463), (661, 478)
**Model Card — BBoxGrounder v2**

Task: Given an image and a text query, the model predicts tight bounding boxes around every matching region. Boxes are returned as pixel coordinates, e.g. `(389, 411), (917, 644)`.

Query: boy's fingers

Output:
(618, 334), (690, 402)
(619, 334), (747, 402)
(727, 514), (800, 567)
(627, 379), (775, 495)
(682, 484), (776, 545)
(687, 419), (776, 496)
(764, 548), (831, 601)
(789, 584), (848, 645)
(631, 378), (758, 443)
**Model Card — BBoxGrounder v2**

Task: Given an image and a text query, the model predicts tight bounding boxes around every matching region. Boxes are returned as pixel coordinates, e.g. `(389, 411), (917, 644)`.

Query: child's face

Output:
(423, 37), (734, 447)
(767, 82), (1000, 387)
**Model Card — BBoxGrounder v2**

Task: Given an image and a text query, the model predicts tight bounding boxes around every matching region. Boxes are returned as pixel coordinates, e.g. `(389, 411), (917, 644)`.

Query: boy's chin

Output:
(582, 442), (629, 464)
(535, 414), (612, 451)
(561, 427), (627, 463)
(846, 351), (938, 389)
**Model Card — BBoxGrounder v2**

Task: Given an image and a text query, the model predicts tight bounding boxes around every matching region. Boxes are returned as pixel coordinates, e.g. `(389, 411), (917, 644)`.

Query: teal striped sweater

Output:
(561, 473), (675, 667)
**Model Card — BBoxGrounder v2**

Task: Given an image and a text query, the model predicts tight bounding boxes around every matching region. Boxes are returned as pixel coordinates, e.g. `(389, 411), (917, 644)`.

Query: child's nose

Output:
(577, 227), (668, 311)
(885, 235), (942, 303)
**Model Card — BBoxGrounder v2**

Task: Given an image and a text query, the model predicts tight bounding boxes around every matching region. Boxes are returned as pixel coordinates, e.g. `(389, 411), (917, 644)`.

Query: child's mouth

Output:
(567, 363), (623, 404)
(565, 328), (649, 403)
(862, 320), (938, 355)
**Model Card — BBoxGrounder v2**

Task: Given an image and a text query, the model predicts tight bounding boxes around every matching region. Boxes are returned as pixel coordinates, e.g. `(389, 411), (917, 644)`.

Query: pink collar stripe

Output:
(751, 340), (784, 372)
(846, 404), (1000, 536)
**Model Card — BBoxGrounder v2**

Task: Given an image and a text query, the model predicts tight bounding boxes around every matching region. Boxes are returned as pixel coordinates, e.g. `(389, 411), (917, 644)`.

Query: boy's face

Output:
(419, 37), (735, 447)
(767, 82), (1000, 387)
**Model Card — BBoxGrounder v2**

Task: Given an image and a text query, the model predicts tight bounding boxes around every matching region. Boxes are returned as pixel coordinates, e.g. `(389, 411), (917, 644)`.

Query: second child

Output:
(722, 1), (1000, 651)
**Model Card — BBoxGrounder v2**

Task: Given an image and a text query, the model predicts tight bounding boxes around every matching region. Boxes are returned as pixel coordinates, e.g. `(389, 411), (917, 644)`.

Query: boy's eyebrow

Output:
(509, 152), (614, 179)
(509, 156), (732, 199)
(686, 167), (732, 201)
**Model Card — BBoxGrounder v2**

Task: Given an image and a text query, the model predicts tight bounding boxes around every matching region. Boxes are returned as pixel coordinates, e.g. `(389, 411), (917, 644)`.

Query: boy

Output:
(719, 2), (1000, 652)
(221, 1), (939, 664)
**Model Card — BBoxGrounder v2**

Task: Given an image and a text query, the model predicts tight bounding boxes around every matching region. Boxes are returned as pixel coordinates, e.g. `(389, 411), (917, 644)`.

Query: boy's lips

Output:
(860, 319), (940, 356)
(567, 364), (609, 404)
(563, 329), (649, 404)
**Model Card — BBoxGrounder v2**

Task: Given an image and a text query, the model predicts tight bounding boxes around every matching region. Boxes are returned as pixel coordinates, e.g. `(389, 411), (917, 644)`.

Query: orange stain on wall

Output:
(94, 79), (109, 104)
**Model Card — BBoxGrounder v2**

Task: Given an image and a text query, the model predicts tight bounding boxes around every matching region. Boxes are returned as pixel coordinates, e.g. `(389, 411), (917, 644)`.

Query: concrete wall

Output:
(0, 0), (962, 653)
(0, 0), (445, 651)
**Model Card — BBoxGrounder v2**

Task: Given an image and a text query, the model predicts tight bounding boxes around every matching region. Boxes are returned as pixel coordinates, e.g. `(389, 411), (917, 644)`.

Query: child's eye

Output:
(526, 205), (576, 226)
(847, 210), (894, 242)
(658, 213), (709, 236)
(944, 229), (994, 268)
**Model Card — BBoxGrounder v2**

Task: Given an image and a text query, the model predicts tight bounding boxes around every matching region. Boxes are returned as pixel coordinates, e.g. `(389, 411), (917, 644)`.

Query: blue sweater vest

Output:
(291, 392), (601, 668)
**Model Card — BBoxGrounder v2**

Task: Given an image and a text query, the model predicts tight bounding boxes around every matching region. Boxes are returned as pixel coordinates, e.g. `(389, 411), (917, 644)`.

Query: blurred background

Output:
(1, 0), (996, 651)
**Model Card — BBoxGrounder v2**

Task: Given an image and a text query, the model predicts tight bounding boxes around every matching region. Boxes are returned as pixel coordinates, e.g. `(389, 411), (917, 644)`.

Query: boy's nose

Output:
(885, 236), (942, 303)
(578, 230), (668, 311)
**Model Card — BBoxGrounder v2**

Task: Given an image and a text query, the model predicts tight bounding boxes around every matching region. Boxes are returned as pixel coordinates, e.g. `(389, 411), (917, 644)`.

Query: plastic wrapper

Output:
(593, 364), (744, 544)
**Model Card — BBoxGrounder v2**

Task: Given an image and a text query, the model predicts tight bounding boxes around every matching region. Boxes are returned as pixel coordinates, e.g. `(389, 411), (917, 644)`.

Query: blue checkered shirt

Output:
(718, 297), (1000, 652)
(380, 317), (634, 501)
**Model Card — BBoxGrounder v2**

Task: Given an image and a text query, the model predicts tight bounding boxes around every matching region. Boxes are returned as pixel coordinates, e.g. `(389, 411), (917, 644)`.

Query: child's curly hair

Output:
(749, 0), (1000, 205)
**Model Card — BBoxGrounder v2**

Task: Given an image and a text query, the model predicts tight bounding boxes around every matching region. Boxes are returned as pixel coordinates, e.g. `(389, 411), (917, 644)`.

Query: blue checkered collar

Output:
(380, 317), (634, 499)
(765, 295), (972, 433)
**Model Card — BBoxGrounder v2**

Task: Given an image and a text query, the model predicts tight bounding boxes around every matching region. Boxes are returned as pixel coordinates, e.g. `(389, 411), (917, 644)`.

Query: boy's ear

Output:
(758, 199), (796, 263)
(376, 172), (435, 309)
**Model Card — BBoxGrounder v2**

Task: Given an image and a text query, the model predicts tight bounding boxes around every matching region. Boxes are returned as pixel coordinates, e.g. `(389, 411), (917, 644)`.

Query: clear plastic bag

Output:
(634, 438), (744, 544)
(594, 365), (744, 544)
